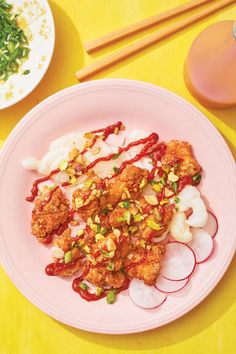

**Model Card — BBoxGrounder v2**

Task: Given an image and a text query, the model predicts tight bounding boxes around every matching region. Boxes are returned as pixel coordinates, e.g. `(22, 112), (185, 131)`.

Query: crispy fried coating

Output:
(31, 187), (70, 243)
(105, 271), (126, 288)
(137, 203), (174, 239)
(85, 232), (129, 288)
(72, 173), (103, 221)
(125, 244), (165, 285)
(100, 165), (148, 208)
(85, 267), (126, 288)
(57, 259), (83, 277)
(52, 228), (84, 277)
(85, 266), (107, 287)
(161, 140), (201, 177)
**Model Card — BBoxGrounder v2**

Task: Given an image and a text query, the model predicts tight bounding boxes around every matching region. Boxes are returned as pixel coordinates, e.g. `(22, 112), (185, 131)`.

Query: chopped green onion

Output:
(171, 181), (178, 194)
(0, 0), (31, 81)
(23, 69), (30, 75)
(101, 208), (109, 215)
(113, 166), (119, 173)
(90, 223), (101, 233)
(106, 262), (114, 271)
(160, 177), (166, 186)
(121, 201), (130, 209)
(174, 197), (180, 203)
(64, 251), (72, 264)
(100, 226), (107, 235)
(79, 282), (88, 290)
(192, 174), (201, 184)
(106, 290), (117, 304)
(112, 153), (121, 160)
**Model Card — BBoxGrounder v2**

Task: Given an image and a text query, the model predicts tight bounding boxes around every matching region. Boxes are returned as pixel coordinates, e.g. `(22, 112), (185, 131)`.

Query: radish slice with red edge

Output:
(129, 279), (167, 309)
(204, 211), (218, 238)
(155, 275), (189, 293)
(188, 228), (214, 263)
(160, 242), (196, 281)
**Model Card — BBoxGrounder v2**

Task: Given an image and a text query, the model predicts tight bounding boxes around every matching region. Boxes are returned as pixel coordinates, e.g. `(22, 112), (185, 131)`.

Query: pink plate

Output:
(0, 79), (235, 334)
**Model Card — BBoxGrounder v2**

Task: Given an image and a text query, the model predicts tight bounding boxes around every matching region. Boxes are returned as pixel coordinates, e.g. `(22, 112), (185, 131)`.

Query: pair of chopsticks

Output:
(76, 0), (236, 82)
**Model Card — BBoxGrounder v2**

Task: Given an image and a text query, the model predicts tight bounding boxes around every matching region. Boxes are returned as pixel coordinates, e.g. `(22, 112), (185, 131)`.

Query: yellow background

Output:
(0, 1), (235, 353)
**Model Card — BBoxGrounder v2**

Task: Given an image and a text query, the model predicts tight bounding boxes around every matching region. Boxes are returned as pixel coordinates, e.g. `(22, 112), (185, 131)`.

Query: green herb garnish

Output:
(0, 0), (31, 81)
(160, 177), (166, 186)
(112, 153), (121, 160)
(113, 166), (119, 173)
(79, 282), (88, 290)
(106, 262), (114, 271)
(106, 290), (117, 304)
(100, 226), (107, 235)
(23, 69), (30, 75)
(174, 197), (180, 203)
(171, 181), (178, 194)
(64, 251), (72, 264)
(121, 200), (130, 209)
(101, 208), (109, 215)
(192, 174), (202, 184)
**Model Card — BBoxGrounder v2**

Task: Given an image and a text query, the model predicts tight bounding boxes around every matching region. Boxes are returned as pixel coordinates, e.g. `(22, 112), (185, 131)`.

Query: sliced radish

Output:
(129, 279), (167, 309)
(188, 228), (214, 263)
(160, 242), (196, 281)
(204, 211), (218, 238)
(155, 275), (189, 293)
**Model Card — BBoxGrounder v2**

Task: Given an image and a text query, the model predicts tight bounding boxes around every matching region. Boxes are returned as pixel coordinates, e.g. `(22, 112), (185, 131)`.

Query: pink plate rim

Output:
(0, 79), (235, 334)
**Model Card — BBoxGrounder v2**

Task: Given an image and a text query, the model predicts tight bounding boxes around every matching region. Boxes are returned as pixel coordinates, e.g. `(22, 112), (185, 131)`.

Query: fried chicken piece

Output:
(105, 271), (126, 288)
(85, 266), (126, 289)
(52, 228), (84, 277)
(31, 187), (70, 243)
(109, 206), (129, 227)
(125, 244), (165, 285)
(72, 172), (103, 221)
(100, 165), (148, 208)
(85, 232), (129, 288)
(53, 228), (81, 260)
(109, 201), (140, 228)
(85, 266), (107, 287)
(161, 140), (201, 177)
(137, 203), (174, 239)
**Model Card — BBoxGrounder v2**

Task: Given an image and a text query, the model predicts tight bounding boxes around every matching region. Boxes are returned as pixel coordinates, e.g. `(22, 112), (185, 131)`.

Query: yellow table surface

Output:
(0, 1), (236, 353)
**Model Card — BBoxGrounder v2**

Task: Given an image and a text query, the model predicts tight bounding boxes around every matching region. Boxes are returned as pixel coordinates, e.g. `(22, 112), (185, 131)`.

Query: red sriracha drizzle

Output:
(38, 186), (59, 212)
(26, 168), (60, 202)
(82, 132), (160, 176)
(80, 121), (123, 155)
(26, 121), (198, 302)
(25, 122), (123, 202)
(45, 256), (85, 276)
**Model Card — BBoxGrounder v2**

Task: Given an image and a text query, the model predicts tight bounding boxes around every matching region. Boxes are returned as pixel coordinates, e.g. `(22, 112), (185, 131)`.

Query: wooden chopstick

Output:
(76, 0), (236, 82)
(85, 0), (214, 53)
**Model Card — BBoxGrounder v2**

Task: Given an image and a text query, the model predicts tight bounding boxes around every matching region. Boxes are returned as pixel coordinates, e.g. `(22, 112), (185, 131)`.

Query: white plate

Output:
(0, 0), (55, 109)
